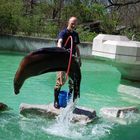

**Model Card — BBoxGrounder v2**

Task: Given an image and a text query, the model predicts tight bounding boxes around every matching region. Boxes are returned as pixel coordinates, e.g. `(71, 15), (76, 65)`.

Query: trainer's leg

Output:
(68, 78), (73, 95)
(54, 71), (66, 108)
(54, 87), (60, 108)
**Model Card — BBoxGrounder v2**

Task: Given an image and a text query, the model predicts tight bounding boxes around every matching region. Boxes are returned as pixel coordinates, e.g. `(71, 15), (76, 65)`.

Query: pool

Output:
(0, 52), (140, 140)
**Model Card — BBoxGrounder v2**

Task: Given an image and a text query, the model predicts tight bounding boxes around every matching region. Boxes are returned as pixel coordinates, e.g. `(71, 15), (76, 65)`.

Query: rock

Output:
(100, 106), (139, 118)
(0, 103), (8, 111)
(100, 106), (139, 125)
(100, 106), (138, 118)
(20, 103), (97, 124)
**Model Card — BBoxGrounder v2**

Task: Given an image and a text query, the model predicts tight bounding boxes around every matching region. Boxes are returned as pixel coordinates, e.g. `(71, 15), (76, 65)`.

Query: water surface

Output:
(0, 52), (140, 140)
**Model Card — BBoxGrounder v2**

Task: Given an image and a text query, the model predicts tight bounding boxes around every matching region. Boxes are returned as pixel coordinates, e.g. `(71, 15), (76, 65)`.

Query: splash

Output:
(122, 111), (140, 124)
(42, 99), (84, 139)
(92, 123), (113, 137)
(42, 98), (116, 139)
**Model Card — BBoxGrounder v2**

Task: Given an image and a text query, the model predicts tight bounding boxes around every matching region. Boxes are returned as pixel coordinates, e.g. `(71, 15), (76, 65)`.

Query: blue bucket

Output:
(58, 90), (71, 108)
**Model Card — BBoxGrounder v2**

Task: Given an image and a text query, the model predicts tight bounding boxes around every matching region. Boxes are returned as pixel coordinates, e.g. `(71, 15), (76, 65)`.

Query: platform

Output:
(20, 103), (97, 124)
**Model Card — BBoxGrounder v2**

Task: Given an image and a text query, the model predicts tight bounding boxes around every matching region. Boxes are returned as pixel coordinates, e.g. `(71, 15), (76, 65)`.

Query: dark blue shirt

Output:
(57, 28), (80, 55)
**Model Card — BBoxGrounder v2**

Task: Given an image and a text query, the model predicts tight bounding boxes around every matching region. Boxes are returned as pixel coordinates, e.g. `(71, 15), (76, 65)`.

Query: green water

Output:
(0, 52), (140, 140)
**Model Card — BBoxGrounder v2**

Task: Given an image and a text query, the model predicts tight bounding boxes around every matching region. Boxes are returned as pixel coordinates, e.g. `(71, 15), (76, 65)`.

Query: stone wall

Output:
(0, 35), (92, 57)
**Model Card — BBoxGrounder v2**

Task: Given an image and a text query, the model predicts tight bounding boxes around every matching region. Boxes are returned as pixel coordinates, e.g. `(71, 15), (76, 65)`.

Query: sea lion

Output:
(14, 47), (81, 101)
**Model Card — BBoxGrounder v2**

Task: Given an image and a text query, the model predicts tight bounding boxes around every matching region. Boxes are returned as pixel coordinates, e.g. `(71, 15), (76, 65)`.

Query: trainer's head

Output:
(67, 16), (78, 31)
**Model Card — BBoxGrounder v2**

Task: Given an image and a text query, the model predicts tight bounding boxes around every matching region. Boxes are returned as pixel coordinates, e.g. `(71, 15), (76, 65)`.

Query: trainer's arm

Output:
(75, 45), (82, 67)
(75, 45), (80, 57)
(57, 38), (63, 48)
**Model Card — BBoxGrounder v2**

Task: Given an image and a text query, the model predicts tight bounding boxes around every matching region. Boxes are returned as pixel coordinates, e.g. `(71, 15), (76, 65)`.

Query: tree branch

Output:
(106, 0), (140, 8)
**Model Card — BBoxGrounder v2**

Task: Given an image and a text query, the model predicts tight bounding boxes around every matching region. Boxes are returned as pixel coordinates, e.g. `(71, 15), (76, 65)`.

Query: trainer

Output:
(54, 16), (81, 108)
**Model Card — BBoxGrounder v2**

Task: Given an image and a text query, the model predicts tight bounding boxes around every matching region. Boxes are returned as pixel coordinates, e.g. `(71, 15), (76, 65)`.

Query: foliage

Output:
(43, 22), (59, 38)
(89, 3), (119, 34)
(61, 1), (93, 23)
(77, 26), (97, 42)
(0, 0), (22, 34)
(0, 0), (140, 41)
(121, 28), (140, 41)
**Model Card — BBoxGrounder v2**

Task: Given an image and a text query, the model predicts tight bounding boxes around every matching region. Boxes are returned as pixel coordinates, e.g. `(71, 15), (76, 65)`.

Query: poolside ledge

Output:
(92, 34), (140, 97)
(92, 34), (140, 81)
(20, 103), (97, 124)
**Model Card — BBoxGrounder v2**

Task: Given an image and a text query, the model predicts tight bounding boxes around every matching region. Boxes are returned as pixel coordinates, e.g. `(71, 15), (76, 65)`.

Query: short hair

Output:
(68, 16), (77, 23)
